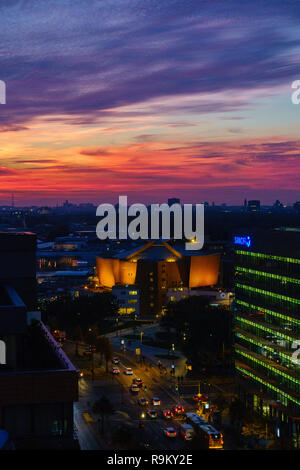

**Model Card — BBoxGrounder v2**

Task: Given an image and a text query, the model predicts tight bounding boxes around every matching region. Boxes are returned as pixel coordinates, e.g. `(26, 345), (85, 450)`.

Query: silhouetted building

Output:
(0, 233), (78, 449)
(247, 200), (260, 212)
(294, 202), (300, 213)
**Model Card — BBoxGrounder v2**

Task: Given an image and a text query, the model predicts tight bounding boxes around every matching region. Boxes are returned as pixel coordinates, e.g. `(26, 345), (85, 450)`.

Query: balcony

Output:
(0, 321), (78, 406)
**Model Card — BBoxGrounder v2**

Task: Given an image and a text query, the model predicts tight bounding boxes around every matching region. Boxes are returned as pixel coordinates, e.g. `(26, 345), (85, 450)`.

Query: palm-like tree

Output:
(72, 325), (84, 356)
(92, 395), (114, 434)
(96, 336), (112, 372)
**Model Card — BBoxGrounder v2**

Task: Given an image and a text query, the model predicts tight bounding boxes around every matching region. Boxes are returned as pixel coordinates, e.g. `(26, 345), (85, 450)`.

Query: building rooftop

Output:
(112, 240), (219, 261)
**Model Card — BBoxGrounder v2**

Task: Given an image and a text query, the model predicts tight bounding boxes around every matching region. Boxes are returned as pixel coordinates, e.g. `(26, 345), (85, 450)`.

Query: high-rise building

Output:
(233, 229), (300, 446)
(247, 200), (260, 212)
(294, 202), (300, 213)
(0, 232), (79, 449)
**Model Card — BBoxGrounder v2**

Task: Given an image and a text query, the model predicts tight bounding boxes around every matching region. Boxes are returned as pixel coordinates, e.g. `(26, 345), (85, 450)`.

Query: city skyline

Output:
(1, 1), (300, 205)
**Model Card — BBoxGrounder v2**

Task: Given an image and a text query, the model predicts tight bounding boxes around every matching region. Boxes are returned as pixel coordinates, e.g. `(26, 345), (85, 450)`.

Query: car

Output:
(147, 410), (158, 419)
(83, 348), (92, 357)
(130, 384), (139, 394)
(163, 409), (173, 419)
(133, 378), (143, 387)
(152, 397), (160, 406)
(112, 357), (120, 364)
(172, 405), (185, 415)
(138, 398), (149, 406)
(163, 427), (177, 438)
(124, 367), (133, 375)
(112, 367), (120, 374)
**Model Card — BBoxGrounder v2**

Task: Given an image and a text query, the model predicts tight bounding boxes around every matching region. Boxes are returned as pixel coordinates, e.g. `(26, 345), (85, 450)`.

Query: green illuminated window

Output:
(236, 283), (300, 306)
(235, 332), (291, 363)
(236, 348), (300, 387)
(236, 366), (300, 406)
(235, 299), (300, 326)
(235, 250), (300, 265)
(235, 316), (298, 343)
(236, 266), (300, 286)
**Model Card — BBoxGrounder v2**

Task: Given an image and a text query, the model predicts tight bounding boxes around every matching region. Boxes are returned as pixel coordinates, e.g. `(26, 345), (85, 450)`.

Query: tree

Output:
(96, 336), (112, 372)
(39, 291), (119, 338)
(162, 296), (233, 374)
(85, 324), (99, 347)
(92, 395), (114, 434)
(72, 325), (84, 356)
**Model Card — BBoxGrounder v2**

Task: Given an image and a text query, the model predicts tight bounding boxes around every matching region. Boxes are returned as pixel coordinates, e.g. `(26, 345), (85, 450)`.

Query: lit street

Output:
(63, 340), (232, 450)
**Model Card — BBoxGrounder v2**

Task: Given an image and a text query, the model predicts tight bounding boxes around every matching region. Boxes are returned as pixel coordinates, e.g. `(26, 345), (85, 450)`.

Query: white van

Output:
(179, 423), (194, 441)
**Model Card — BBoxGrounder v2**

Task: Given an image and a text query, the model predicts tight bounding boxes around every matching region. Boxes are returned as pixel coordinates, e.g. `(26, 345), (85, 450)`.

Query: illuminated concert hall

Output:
(95, 240), (221, 316)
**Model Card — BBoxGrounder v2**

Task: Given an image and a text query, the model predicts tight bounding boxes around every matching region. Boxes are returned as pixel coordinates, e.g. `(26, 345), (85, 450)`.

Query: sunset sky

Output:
(1, 0), (300, 206)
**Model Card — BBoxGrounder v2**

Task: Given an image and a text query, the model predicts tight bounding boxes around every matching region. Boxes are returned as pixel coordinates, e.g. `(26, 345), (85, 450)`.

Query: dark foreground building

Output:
(0, 232), (79, 449)
(234, 228), (300, 447)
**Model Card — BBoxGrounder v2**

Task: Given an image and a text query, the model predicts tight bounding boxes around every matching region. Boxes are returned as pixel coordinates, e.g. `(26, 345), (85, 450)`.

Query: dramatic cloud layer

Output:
(0, 0), (300, 204)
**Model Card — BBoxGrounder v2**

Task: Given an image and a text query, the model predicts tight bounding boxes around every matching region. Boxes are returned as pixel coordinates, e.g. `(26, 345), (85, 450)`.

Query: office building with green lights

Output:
(233, 229), (300, 445)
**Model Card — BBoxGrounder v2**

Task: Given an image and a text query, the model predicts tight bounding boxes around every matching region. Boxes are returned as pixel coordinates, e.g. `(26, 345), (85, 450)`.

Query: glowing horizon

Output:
(1, 1), (300, 206)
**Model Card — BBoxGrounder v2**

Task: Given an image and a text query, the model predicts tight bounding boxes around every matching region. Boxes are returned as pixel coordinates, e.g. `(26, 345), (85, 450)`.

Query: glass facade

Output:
(234, 243), (300, 443)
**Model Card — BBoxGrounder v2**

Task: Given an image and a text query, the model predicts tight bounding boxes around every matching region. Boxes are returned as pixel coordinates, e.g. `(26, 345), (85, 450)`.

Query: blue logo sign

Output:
(234, 235), (251, 248)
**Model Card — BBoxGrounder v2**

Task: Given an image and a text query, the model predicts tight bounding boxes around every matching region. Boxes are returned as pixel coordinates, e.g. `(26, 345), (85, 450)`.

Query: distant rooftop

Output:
(113, 240), (220, 261)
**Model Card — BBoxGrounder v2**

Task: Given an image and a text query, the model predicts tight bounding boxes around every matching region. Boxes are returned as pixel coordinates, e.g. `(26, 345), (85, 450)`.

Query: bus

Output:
(197, 424), (223, 449)
(185, 413), (223, 449)
(185, 412), (208, 427)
